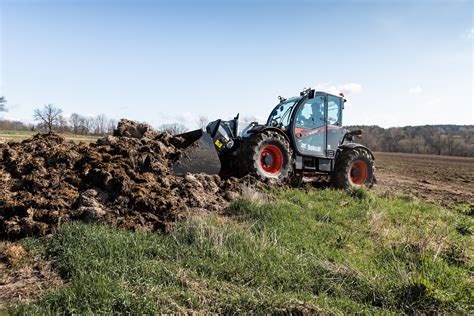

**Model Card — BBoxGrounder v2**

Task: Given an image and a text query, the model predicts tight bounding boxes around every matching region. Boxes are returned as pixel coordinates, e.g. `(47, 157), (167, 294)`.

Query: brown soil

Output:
(373, 152), (474, 206)
(0, 119), (255, 240)
(2, 123), (472, 241)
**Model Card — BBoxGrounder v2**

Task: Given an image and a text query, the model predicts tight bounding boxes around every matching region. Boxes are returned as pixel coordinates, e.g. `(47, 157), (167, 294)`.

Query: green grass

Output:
(0, 129), (99, 143)
(11, 188), (473, 314)
(0, 129), (35, 141)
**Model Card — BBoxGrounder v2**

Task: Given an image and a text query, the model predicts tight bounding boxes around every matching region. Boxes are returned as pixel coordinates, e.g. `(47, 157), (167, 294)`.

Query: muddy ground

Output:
(1, 125), (472, 241)
(1, 127), (472, 241)
(374, 152), (474, 206)
(0, 120), (255, 241)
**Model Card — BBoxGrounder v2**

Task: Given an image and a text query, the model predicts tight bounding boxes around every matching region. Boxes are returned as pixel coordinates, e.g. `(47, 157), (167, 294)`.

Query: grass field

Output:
(6, 188), (472, 314)
(0, 130), (99, 143)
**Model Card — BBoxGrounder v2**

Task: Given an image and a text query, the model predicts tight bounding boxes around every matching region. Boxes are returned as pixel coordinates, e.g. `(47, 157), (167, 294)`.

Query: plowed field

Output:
(374, 152), (473, 206)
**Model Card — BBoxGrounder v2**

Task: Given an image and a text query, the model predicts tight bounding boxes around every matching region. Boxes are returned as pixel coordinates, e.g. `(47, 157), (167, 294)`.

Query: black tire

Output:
(331, 148), (374, 189)
(240, 131), (293, 181)
(288, 171), (304, 188)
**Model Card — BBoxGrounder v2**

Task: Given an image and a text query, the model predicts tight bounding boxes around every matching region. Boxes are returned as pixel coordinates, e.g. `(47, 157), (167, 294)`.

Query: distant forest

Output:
(348, 125), (474, 157)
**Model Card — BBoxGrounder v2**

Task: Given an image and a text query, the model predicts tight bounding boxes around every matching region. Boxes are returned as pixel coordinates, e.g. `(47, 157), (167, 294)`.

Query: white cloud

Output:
(153, 111), (199, 129)
(314, 82), (363, 95)
(462, 28), (473, 39)
(339, 83), (363, 94)
(408, 85), (423, 94)
(427, 97), (441, 106)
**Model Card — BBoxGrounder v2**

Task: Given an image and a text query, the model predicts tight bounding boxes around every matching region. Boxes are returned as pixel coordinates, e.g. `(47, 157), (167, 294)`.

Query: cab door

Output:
(326, 94), (345, 155)
(292, 94), (327, 157)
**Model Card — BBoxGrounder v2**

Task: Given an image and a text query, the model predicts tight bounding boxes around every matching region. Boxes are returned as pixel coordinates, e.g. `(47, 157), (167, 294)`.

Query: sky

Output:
(0, 0), (473, 129)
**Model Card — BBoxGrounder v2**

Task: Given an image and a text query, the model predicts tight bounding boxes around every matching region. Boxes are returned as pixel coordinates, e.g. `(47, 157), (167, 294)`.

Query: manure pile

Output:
(0, 120), (252, 240)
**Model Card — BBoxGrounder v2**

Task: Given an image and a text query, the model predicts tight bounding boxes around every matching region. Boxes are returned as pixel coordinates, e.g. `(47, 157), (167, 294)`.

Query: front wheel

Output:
(240, 131), (292, 181)
(331, 148), (374, 189)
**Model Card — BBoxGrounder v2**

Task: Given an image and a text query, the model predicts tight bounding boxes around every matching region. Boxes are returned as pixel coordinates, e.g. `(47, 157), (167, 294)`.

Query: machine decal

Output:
(300, 143), (321, 152)
(294, 125), (341, 138)
(214, 139), (223, 148)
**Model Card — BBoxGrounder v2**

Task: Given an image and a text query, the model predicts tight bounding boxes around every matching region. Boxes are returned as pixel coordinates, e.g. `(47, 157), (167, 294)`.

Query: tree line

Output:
(1, 97), (472, 156)
(0, 99), (200, 136)
(349, 125), (474, 157)
(0, 100), (117, 136)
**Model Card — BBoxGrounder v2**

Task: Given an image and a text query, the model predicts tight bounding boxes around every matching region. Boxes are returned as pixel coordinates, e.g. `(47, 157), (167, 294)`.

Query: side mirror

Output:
(308, 89), (315, 99)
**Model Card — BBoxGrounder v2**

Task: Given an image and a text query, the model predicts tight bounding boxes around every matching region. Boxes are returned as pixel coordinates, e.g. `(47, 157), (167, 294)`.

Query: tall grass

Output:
(12, 188), (473, 314)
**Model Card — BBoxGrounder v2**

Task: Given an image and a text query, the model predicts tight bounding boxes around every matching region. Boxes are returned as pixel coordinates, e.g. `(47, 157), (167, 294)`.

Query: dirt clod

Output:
(0, 119), (253, 240)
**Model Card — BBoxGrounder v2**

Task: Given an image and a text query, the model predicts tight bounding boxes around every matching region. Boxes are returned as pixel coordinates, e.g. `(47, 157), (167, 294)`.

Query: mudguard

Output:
(337, 143), (375, 160)
(246, 126), (291, 143)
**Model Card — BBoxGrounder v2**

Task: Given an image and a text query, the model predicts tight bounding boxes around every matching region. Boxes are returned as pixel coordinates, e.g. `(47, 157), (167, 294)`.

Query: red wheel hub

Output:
(350, 160), (369, 185)
(259, 144), (284, 175)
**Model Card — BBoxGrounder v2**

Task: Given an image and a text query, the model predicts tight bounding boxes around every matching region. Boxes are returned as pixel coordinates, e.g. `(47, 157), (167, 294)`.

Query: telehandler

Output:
(173, 88), (375, 189)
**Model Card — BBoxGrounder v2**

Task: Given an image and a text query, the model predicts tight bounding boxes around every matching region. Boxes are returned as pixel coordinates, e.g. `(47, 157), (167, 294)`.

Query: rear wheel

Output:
(240, 131), (292, 181)
(331, 148), (374, 189)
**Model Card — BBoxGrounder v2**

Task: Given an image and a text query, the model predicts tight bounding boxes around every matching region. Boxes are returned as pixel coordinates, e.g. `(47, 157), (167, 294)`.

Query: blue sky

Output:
(0, 0), (472, 128)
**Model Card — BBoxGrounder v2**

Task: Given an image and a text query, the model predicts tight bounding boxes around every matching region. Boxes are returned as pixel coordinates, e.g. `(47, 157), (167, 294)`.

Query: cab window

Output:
(267, 98), (298, 129)
(327, 95), (341, 126)
(294, 96), (325, 129)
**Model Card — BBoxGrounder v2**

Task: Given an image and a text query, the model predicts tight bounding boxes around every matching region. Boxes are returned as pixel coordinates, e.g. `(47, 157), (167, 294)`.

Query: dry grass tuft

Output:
(0, 242), (28, 266)
(240, 185), (271, 204)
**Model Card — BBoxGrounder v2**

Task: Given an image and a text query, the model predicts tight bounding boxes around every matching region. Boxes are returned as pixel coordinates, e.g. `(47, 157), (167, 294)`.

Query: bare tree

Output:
(70, 113), (83, 134)
(197, 115), (209, 130)
(81, 116), (95, 135)
(33, 104), (63, 133)
(107, 118), (117, 134)
(94, 114), (108, 135)
(0, 96), (7, 113)
(0, 119), (31, 131)
(157, 123), (187, 135)
(78, 115), (91, 134)
(57, 115), (71, 132)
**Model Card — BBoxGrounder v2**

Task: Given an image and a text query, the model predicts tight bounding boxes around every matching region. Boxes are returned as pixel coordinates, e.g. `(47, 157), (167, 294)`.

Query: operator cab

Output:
(267, 91), (345, 156)
(266, 90), (346, 173)
(291, 91), (345, 159)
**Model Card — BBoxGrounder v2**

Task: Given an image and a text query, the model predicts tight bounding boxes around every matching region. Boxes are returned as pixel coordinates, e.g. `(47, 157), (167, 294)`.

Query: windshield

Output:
(266, 97), (300, 129)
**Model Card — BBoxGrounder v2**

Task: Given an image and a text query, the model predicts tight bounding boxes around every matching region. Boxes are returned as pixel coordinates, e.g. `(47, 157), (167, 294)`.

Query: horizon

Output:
(0, 0), (473, 129)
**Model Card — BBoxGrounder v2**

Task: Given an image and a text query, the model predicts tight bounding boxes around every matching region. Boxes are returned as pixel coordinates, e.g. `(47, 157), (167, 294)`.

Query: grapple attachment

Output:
(172, 129), (221, 176)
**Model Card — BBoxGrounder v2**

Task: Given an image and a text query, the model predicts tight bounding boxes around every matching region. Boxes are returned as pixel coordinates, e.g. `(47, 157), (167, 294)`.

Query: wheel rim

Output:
(350, 160), (369, 184)
(260, 144), (284, 175)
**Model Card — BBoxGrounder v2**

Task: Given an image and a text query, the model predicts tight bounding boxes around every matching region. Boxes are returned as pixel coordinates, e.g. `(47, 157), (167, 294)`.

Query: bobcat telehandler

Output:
(173, 88), (375, 188)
